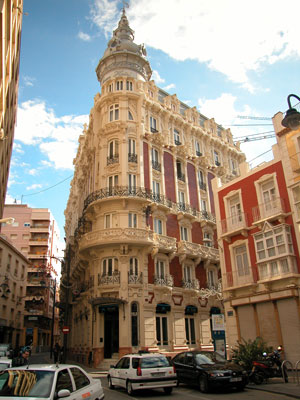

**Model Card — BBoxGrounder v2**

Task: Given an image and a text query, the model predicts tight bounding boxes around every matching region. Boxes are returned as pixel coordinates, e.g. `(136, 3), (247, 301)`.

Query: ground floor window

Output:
(156, 316), (168, 346)
(185, 317), (196, 345)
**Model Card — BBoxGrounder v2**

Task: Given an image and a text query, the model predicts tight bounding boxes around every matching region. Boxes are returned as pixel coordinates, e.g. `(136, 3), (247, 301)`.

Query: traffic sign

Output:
(62, 326), (70, 334)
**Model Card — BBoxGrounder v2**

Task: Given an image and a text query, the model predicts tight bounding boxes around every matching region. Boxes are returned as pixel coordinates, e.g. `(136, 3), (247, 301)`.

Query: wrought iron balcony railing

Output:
(128, 272), (143, 284)
(154, 274), (174, 287)
(98, 271), (120, 285)
(215, 160), (221, 166)
(252, 197), (286, 222)
(152, 160), (161, 172)
(221, 212), (248, 234)
(196, 150), (202, 157)
(200, 210), (216, 223)
(174, 139), (182, 146)
(107, 154), (119, 165)
(128, 153), (138, 163)
(151, 127), (158, 133)
(182, 278), (200, 290)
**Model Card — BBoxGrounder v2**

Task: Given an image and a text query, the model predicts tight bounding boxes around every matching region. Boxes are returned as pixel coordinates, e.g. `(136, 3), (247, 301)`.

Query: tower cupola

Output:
(96, 8), (152, 85)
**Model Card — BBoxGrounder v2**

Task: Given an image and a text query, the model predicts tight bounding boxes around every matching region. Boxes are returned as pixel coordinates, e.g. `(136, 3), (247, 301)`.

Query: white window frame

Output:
(126, 80), (133, 91)
(108, 140), (119, 158)
(128, 174), (136, 190)
(180, 225), (189, 241)
(108, 175), (119, 189)
(185, 316), (196, 345)
(116, 80), (123, 90)
(150, 116), (157, 132)
(128, 138), (136, 155)
(104, 213), (113, 229)
(174, 129), (181, 145)
(155, 259), (165, 278)
(129, 257), (138, 275)
(154, 218), (163, 234)
(102, 258), (118, 276)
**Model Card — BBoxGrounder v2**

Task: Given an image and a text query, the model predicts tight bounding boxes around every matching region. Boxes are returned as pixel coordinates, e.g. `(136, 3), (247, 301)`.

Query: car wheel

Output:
(108, 376), (114, 389)
(199, 375), (209, 393)
(126, 380), (134, 396)
(163, 387), (173, 395)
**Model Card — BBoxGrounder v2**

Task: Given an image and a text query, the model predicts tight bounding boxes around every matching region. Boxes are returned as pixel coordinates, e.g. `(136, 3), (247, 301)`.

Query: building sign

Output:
(212, 314), (225, 331)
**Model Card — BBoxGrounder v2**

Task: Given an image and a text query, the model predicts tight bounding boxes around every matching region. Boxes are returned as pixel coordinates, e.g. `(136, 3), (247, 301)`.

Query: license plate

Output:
(230, 377), (242, 382)
(151, 372), (165, 377)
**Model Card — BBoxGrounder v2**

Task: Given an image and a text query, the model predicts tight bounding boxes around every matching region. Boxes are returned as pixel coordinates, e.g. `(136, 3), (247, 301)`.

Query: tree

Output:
(231, 337), (273, 371)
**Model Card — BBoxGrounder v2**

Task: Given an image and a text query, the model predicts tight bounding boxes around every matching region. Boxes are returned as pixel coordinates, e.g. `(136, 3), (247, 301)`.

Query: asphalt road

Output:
(99, 377), (295, 400)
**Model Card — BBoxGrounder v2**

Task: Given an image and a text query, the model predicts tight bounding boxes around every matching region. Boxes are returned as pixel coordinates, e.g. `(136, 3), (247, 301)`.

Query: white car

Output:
(108, 352), (177, 395)
(0, 358), (12, 371)
(0, 364), (104, 399)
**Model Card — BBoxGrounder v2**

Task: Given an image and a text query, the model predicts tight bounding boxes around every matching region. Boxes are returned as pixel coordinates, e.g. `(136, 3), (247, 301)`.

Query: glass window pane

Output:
(162, 317), (168, 345)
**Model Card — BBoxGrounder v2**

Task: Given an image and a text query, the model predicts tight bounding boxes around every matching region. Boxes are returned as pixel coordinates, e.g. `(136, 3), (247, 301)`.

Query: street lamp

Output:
(282, 94), (300, 131)
(0, 217), (15, 225)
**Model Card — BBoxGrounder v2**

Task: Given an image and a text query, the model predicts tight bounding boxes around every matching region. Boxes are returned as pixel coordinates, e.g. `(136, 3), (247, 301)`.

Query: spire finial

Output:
(122, 1), (129, 15)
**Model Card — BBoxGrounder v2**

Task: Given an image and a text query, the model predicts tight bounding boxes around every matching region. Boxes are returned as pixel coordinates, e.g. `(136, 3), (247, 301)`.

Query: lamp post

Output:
(282, 94), (300, 130)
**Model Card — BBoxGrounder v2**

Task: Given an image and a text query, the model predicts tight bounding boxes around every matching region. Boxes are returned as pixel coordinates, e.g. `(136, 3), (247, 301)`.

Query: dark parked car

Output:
(172, 351), (248, 392)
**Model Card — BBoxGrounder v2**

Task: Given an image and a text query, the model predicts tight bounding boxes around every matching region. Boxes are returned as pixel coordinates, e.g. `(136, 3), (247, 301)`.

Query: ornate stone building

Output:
(63, 9), (245, 367)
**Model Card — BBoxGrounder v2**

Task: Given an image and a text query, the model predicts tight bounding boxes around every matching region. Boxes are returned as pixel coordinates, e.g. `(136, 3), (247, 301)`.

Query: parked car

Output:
(0, 358), (12, 371)
(172, 351), (248, 392)
(108, 352), (177, 395)
(0, 364), (104, 399)
(0, 344), (13, 359)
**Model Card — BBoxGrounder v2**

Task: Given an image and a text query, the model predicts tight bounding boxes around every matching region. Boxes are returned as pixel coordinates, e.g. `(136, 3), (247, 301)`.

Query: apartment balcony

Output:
(154, 274), (174, 288)
(98, 271), (120, 286)
(79, 228), (153, 253)
(257, 257), (300, 286)
(199, 182), (206, 191)
(30, 224), (49, 233)
(199, 210), (216, 226)
(222, 269), (255, 290)
(177, 241), (202, 264)
(252, 197), (288, 225)
(128, 153), (138, 163)
(221, 212), (249, 242)
(152, 160), (161, 172)
(152, 234), (177, 258)
(128, 272), (143, 285)
(177, 172), (186, 182)
(182, 278), (200, 290)
(29, 239), (49, 246)
(176, 202), (197, 218)
(107, 154), (119, 165)
(27, 252), (48, 259)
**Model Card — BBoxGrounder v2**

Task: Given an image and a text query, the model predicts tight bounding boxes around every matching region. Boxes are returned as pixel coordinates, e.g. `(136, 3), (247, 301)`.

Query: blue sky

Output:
(6, 0), (300, 241)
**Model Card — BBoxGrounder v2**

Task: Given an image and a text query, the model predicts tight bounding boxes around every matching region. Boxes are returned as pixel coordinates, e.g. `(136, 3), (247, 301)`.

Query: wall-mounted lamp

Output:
(282, 94), (300, 131)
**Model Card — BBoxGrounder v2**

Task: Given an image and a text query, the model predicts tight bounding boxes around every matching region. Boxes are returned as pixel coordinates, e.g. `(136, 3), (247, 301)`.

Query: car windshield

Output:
(140, 356), (170, 368)
(195, 352), (226, 365)
(0, 369), (55, 397)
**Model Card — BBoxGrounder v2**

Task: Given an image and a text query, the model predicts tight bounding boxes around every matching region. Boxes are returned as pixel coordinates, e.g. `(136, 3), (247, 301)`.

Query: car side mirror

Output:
(57, 389), (71, 398)
(110, 364), (115, 368)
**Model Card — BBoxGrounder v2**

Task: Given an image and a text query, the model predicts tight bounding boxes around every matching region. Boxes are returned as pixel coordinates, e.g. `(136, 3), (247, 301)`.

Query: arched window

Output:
(131, 302), (139, 347)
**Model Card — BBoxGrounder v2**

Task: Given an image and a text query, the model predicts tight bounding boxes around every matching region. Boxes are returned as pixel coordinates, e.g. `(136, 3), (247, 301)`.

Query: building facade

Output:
(0, 234), (29, 347)
(2, 204), (61, 350)
(213, 149), (300, 363)
(63, 10), (245, 367)
(0, 0), (23, 218)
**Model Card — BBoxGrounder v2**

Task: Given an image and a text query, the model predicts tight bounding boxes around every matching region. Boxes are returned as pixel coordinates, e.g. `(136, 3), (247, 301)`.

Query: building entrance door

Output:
(104, 307), (119, 358)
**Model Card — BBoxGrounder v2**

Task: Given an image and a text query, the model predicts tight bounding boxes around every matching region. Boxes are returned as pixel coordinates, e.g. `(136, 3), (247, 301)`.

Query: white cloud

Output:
(26, 183), (43, 191)
(151, 70), (165, 85)
(15, 100), (89, 170)
(13, 142), (24, 154)
(163, 83), (176, 91)
(28, 169), (38, 176)
(78, 31), (91, 41)
(91, 0), (300, 90)
(198, 93), (276, 165)
(23, 76), (35, 87)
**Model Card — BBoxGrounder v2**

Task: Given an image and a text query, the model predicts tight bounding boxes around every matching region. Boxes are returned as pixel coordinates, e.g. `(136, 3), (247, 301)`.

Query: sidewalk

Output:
(247, 378), (300, 399)
(29, 352), (300, 398)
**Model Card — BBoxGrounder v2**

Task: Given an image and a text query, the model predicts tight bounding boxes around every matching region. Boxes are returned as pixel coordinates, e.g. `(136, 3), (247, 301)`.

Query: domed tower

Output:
(96, 8), (152, 85)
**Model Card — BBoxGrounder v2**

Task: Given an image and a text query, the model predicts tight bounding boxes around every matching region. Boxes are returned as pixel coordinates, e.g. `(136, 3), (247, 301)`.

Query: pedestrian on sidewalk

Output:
(53, 343), (61, 363)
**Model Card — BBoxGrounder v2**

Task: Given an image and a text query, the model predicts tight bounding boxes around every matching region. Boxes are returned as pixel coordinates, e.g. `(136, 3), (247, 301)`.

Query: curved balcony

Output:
(152, 234), (177, 258)
(177, 241), (220, 264)
(79, 228), (153, 252)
